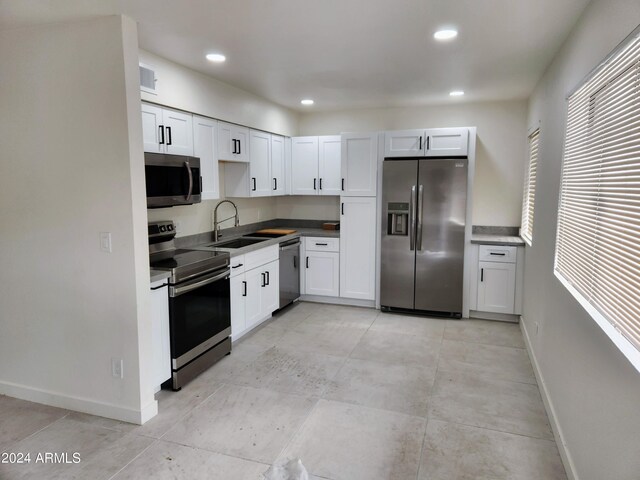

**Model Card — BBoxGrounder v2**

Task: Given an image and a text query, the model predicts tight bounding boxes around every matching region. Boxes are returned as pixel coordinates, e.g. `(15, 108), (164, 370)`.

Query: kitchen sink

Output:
(207, 237), (269, 249)
(242, 232), (288, 238)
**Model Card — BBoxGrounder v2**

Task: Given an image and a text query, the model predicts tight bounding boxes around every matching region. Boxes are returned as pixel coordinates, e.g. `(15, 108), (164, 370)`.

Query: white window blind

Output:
(521, 129), (539, 245)
(555, 28), (640, 368)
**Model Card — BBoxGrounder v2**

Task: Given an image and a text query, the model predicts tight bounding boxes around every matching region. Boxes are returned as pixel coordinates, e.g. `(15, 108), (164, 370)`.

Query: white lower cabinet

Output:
(150, 279), (171, 390)
(477, 262), (516, 314)
(302, 237), (339, 297)
(340, 196), (376, 300)
(471, 244), (521, 316)
(229, 247), (279, 340)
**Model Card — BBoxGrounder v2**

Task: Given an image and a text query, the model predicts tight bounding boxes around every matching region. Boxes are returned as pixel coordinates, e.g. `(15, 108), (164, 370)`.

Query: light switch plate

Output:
(100, 232), (112, 253)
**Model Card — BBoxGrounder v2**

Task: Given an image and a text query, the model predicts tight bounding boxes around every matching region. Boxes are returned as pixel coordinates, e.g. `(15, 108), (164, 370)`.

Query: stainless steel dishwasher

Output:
(279, 238), (300, 308)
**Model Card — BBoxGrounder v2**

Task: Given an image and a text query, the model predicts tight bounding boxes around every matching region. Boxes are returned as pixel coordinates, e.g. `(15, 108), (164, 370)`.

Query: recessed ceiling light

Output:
(434, 29), (458, 41)
(301, 99), (314, 105)
(206, 53), (226, 63)
(450, 90), (465, 97)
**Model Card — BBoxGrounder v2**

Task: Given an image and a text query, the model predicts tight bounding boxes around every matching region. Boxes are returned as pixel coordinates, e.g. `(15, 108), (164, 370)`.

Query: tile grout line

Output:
(106, 438), (159, 480)
(152, 382), (226, 442)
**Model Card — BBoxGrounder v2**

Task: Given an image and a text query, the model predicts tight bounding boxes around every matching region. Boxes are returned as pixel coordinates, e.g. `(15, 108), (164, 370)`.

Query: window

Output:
(555, 28), (640, 371)
(521, 129), (539, 245)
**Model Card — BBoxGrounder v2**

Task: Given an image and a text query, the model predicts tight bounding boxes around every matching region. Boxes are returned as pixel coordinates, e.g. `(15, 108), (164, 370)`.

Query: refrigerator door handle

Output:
(416, 184), (424, 250)
(409, 185), (417, 251)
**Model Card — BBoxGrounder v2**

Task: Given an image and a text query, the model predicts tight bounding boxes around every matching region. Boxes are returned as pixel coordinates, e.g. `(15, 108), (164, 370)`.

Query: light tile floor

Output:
(0, 302), (567, 480)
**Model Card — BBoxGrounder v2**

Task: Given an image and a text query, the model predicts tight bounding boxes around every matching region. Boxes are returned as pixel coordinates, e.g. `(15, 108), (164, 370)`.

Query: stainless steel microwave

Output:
(145, 153), (202, 208)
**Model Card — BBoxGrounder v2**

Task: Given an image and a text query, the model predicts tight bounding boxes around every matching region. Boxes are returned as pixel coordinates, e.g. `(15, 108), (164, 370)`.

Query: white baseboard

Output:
(470, 310), (519, 323)
(300, 295), (376, 308)
(0, 379), (157, 425)
(520, 318), (578, 480)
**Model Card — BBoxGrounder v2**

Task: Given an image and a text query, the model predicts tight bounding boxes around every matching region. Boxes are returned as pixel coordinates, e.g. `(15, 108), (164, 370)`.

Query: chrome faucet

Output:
(213, 200), (240, 242)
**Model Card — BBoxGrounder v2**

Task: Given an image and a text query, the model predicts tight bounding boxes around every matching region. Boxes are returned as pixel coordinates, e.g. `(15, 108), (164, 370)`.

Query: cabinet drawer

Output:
(305, 237), (339, 252)
(479, 245), (516, 263)
(229, 255), (245, 277)
(244, 244), (279, 271)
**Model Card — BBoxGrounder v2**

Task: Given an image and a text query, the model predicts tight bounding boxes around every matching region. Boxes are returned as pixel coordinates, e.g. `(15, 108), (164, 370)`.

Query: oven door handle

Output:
(169, 269), (229, 297)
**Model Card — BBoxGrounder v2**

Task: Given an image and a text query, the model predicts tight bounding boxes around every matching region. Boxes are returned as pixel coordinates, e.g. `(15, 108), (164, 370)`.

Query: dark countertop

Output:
(150, 269), (171, 284)
(189, 227), (339, 256)
(471, 234), (525, 246)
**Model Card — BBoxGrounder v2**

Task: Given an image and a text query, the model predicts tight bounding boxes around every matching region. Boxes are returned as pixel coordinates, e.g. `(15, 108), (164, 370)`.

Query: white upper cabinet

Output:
(284, 136), (292, 195)
(163, 109), (194, 156)
(340, 196), (376, 300)
(217, 121), (249, 162)
(291, 135), (343, 196)
(141, 103), (193, 156)
(342, 132), (378, 196)
(291, 136), (319, 195)
(271, 134), (286, 195)
(384, 128), (469, 158)
(141, 103), (163, 154)
(193, 116), (219, 200)
(248, 130), (272, 197)
(425, 128), (469, 157)
(318, 136), (342, 196)
(384, 129), (425, 157)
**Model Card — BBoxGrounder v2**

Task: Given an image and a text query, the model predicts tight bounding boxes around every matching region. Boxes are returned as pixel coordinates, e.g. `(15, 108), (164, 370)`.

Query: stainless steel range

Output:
(149, 221), (231, 390)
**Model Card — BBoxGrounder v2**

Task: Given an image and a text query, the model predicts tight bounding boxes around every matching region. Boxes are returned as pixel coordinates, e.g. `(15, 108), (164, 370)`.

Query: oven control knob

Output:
(160, 225), (166, 232)
(168, 225), (173, 231)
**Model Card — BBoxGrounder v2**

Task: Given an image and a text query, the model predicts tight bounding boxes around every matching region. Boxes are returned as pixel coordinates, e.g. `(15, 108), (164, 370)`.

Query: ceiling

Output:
(1, 0), (590, 112)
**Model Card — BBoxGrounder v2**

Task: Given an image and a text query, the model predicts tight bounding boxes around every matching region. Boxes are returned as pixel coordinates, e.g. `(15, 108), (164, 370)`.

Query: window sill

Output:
(554, 269), (640, 374)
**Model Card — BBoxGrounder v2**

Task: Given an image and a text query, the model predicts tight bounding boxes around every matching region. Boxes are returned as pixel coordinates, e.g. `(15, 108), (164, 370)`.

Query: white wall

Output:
(523, 1), (640, 479)
(0, 16), (156, 424)
(299, 100), (528, 227)
(140, 49), (305, 236)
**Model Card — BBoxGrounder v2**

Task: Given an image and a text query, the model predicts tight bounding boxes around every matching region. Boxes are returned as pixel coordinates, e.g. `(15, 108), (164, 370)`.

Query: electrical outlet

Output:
(99, 232), (112, 253)
(111, 358), (123, 379)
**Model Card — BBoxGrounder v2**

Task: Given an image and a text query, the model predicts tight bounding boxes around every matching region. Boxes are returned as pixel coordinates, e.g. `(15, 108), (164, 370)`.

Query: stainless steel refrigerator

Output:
(380, 158), (467, 316)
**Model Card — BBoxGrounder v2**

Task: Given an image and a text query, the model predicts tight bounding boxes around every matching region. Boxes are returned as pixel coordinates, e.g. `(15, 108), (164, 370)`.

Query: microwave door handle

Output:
(184, 161), (193, 201)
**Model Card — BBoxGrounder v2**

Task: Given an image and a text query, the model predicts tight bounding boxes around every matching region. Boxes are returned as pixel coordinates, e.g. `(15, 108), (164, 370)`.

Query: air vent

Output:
(139, 63), (157, 94)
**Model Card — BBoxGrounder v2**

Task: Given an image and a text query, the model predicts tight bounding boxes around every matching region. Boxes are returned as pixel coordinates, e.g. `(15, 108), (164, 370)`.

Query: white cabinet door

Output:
(291, 136), (319, 195)
(217, 121), (234, 160)
(163, 108), (194, 156)
(249, 130), (272, 197)
(319, 135), (342, 196)
(477, 261), (516, 314)
(244, 267), (264, 330)
(230, 275), (246, 340)
(217, 121), (250, 162)
(193, 116), (219, 200)
(384, 129), (425, 157)
(304, 251), (339, 297)
(141, 103), (164, 154)
(233, 125), (250, 162)
(340, 197), (376, 300)
(271, 134), (286, 195)
(150, 281), (171, 388)
(261, 260), (280, 315)
(142, 103), (194, 156)
(425, 128), (469, 157)
(342, 132), (378, 196)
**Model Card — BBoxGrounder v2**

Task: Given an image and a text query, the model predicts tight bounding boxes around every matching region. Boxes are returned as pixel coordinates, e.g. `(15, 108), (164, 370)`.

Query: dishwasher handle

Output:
(280, 240), (301, 251)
